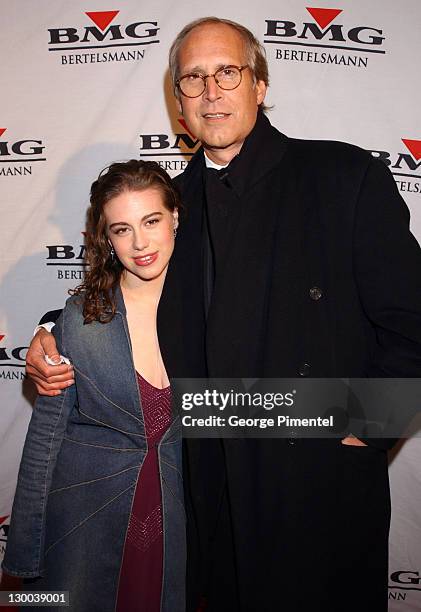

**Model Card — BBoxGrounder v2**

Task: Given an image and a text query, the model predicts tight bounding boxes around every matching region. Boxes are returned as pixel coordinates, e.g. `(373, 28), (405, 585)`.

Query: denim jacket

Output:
(3, 288), (186, 612)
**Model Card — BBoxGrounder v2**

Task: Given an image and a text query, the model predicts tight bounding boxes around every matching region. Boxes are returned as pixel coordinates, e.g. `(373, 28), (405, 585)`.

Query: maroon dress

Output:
(116, 373), (171, 612)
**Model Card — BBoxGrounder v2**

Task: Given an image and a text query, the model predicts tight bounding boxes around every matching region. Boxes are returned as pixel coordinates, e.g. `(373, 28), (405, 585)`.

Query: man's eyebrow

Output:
(182, 65), (205, 74)
(182, 63), (227, 74)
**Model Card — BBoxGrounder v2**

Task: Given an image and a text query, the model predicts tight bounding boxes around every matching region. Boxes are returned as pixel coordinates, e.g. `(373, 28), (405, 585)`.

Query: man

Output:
(26, 17), (421, 612)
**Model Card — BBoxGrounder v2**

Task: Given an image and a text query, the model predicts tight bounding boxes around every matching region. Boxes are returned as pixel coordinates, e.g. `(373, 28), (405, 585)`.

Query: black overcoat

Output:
(158, 114), (421, 612)
(40, 114), (421, 611)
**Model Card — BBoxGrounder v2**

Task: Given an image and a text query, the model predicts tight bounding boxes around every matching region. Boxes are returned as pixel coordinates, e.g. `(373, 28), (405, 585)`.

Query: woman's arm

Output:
(2, 312), (77, 577)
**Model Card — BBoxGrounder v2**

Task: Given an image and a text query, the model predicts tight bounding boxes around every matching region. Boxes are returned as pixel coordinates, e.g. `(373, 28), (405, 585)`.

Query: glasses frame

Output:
(176, 65), (249, 98)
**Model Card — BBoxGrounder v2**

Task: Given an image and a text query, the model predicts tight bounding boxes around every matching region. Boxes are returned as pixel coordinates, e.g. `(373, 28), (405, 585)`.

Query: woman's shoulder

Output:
(60, 292), (118, 334)
(62, 293), (85, 319)
(57, 293), (119, 358)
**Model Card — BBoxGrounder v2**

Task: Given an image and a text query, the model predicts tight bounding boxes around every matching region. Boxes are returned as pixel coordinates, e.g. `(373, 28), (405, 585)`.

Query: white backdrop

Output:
(1, 1), (420, 608)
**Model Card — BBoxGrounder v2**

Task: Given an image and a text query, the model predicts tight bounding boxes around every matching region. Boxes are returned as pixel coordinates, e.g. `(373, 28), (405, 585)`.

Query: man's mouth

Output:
(203, 113), (230, 119)
(133, 252), (158, 266)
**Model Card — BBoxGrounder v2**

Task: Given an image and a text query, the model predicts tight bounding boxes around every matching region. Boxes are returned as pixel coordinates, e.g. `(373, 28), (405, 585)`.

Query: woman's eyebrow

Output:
(109, 212), (163, 228)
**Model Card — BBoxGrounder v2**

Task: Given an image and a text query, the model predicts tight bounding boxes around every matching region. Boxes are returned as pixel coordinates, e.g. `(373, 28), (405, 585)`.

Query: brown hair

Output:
(71, 159), (180, 324)
(169, 16), (270, 112)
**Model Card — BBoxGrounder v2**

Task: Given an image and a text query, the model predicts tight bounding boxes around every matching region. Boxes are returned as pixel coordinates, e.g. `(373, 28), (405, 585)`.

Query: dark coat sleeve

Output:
(353, 157), (421, 376)
(353, 158), (421, 449)
(39, 309), (62, 325)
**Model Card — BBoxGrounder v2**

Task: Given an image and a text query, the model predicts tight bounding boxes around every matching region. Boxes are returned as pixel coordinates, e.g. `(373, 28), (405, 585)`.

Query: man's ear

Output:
(176, 97), (183, 115)
(255, 79), (267, 106)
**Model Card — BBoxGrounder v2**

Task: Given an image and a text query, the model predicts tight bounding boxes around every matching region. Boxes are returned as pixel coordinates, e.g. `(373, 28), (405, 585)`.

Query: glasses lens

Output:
(215, 66), (241, 90)
(178, 67), (243, 97)
(179, 74), (204, 97)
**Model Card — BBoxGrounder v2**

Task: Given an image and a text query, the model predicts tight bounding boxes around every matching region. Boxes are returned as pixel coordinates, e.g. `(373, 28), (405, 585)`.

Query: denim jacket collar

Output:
(114, 283), (126, 317)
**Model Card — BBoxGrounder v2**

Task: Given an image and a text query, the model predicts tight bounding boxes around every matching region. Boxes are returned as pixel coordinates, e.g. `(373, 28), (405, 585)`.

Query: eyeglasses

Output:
(176, 65), (249, 98)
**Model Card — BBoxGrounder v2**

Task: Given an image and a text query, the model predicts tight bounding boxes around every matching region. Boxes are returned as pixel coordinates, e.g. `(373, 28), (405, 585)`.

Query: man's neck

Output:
(202, 142), (244, 167)
(204, 151), (229, 170)
(201, 113), (265, 167)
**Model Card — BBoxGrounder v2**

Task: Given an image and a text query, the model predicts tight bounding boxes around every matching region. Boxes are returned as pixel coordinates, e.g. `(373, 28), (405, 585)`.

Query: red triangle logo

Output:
(178, 118), (197, 140)
(0, 335), (5, 343)
(85, 11), (119, 31)
(0, 515), (8, 525)
(0, 128), (6, 138)
(402, 139), (421, 161)
(306, 7), (342, 29)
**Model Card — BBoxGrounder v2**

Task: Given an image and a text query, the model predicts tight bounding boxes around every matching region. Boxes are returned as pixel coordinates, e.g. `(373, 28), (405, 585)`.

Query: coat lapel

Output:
(158, 152), (208, 378)
(205, 115), (301, 377)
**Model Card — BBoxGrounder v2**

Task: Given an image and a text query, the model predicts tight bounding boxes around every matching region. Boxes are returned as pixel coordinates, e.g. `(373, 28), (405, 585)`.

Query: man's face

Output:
(176, 23), (267, 165)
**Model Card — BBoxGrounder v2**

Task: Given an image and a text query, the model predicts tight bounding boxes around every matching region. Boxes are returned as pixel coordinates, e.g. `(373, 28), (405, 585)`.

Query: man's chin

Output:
(203, 141), (229, 151)
(201, 133), (238, 151)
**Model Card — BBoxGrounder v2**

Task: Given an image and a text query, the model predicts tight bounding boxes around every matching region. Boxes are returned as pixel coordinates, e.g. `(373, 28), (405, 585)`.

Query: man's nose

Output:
(203, 75), (222, 102)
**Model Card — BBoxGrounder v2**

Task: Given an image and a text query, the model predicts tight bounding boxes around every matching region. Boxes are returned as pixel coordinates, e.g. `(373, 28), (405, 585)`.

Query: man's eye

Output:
(218, 67), (238, 79)
(186, 73), (202, 82)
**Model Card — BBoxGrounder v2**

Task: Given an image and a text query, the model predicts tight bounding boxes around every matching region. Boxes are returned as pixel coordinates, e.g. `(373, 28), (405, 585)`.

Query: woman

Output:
(2, 160), (185, 612)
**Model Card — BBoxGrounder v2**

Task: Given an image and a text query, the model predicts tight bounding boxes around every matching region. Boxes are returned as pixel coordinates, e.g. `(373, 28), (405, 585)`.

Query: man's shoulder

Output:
(255, 115), (372, 171)
(173, 171), (184, 191)
(286, 135), (372, 169)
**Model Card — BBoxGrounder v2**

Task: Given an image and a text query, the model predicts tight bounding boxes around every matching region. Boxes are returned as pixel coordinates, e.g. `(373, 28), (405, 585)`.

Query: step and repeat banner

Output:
(1, 1), (420, 608)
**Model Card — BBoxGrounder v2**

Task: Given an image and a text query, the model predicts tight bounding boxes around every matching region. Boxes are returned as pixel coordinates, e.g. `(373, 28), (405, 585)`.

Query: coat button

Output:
(298, 362), (311, 377)
(309, 286), (323, 301)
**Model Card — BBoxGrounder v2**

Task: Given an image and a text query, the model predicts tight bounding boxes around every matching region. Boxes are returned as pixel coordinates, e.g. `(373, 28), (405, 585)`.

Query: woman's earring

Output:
(173, 227), (177, 238)
(110, 246), (115, 260)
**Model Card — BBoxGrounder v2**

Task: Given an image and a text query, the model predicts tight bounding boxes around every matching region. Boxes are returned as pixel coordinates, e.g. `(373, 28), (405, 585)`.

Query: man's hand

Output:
(26, 329), (74, 396)
(341, 435), (367, 447)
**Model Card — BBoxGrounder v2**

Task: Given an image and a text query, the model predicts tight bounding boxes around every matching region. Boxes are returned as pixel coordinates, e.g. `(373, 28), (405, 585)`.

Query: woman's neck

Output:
(120, 271), (169, 389)
(120, 268), (166, 307)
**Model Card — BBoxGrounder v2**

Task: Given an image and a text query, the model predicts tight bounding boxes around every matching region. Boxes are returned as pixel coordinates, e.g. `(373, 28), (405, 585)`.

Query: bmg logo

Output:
(48, 11), (159, 48)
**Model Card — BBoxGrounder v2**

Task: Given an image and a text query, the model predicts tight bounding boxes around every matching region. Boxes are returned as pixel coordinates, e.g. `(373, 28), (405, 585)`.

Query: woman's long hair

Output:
(71, 159), (180, 324)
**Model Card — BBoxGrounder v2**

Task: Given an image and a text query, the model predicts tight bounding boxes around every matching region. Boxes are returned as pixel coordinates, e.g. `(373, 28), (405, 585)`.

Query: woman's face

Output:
(104, 188), (178, 286)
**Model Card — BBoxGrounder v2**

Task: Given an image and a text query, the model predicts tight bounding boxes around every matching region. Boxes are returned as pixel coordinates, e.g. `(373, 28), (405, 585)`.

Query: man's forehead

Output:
(178, 23), (246, 70)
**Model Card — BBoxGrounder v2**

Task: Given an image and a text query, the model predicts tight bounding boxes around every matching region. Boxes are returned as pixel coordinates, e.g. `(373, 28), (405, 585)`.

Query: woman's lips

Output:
(133, 252), (158, 266)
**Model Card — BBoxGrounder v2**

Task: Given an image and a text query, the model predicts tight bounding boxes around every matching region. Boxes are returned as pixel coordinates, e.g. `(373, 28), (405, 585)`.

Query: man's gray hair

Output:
(169, 16), (270, 112)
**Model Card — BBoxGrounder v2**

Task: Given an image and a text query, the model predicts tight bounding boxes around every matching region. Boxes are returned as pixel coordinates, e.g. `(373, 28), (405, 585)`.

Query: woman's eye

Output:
(146, 218), (159, 226)
(114, 227), (129, 235)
